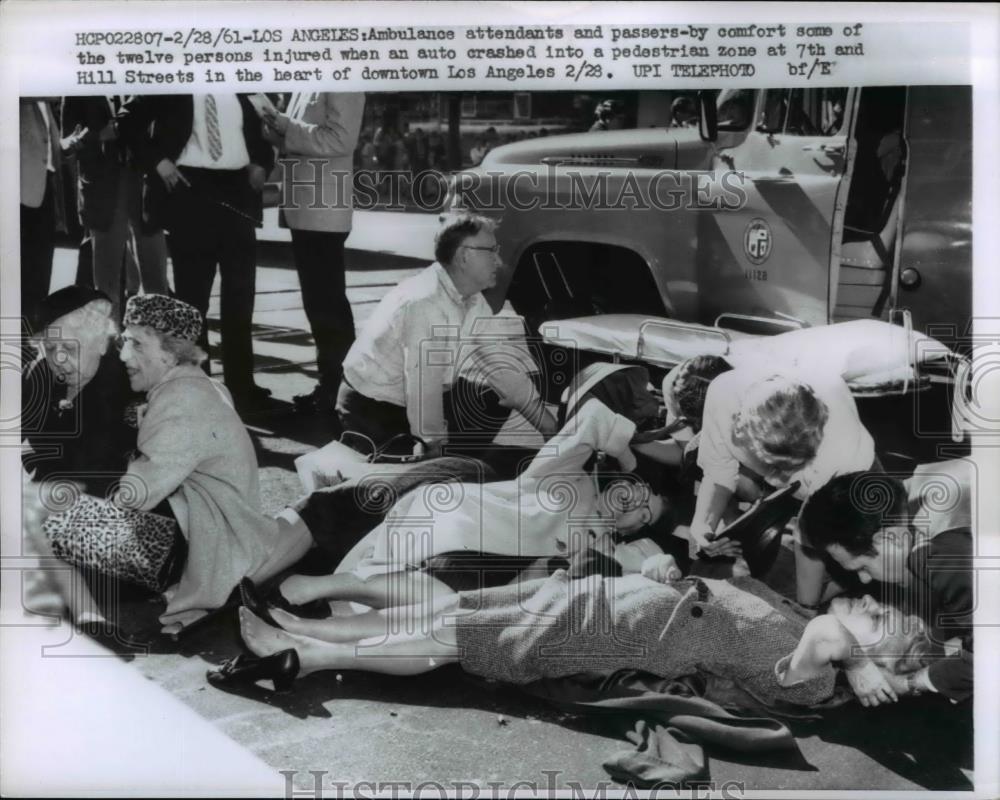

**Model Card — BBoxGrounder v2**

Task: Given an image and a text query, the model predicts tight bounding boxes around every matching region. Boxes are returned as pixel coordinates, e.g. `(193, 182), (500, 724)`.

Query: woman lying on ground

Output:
(264, 390), (674, 615)
(212, 565), (933, 710)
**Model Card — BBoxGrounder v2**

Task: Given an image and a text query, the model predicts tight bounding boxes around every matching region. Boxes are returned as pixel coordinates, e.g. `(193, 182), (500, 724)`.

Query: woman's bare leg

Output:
(239, 607), (459, 677)
(280, 569), (452, 610)
(247, 515), (315, 586)
(269, 587), (458, 644)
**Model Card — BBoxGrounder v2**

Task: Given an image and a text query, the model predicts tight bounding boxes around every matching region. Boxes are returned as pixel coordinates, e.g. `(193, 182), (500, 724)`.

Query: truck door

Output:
(697, 86), (853, 328)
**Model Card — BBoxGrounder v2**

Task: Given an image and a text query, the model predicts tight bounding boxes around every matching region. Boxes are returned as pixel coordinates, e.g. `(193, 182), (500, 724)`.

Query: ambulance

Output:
(447, 85), (972, 455)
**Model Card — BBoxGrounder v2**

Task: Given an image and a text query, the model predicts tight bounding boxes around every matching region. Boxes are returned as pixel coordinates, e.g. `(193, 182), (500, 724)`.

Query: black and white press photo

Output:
(1, 2), (998, 797)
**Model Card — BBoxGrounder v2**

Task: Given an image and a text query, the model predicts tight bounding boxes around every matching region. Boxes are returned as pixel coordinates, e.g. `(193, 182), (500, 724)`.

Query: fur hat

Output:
(122, 294), (202, 342)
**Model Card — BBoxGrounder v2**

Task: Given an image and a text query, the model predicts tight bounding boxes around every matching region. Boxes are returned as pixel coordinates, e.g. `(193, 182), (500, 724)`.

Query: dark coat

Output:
(22, 349), (140, 498)
(908, 528), (973, 703)
(61, 96), (126, 232)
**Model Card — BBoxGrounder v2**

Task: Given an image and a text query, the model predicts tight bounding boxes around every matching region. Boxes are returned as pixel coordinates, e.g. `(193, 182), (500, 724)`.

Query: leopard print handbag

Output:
(43, 494), (184, 592)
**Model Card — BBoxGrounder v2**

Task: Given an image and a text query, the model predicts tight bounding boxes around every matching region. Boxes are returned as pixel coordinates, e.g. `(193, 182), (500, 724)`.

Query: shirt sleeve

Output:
(282, 93), (365, 158)
(696, 375), (741, 492)
(402, 301), (450, 442)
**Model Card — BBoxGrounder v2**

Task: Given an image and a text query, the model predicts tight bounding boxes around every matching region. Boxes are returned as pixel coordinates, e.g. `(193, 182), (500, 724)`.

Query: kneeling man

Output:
(337, 213), (557, 455)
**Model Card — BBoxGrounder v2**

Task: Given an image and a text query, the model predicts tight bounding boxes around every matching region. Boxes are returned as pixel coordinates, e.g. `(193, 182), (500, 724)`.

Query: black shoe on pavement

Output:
(206, 649), (300, 693)
(293, 384), (337, 415)
(232, 386), (280, 417)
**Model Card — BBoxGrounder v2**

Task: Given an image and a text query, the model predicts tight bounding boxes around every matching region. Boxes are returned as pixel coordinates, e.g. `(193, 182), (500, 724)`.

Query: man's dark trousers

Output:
(163, 167), (257, 398)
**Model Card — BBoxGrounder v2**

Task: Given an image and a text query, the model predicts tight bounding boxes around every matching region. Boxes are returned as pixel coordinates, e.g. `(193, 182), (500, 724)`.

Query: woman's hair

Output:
(731, 376), (829, 470)
(434, 213), (497, 265)
(858, 607), (940, 675)
(34, 297), (117, 346)
(670, 355), (733, 432)
(153, 331), (208, 366)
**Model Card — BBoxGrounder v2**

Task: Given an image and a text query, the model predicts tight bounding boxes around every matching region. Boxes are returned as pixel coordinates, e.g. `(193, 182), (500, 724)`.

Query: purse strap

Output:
(371, 432), (428, 464)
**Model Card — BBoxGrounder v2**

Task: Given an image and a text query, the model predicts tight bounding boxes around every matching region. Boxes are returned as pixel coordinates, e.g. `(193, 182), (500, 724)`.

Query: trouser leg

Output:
(91, 173), (131, 322)
(20, 179), (56, 326)
(165, 202), (218, 371)
(291, 229), (354, 392)
(216, 215), (258, 396)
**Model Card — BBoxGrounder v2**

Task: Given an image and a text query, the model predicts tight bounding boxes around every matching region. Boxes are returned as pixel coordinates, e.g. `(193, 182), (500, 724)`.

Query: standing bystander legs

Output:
(262, 92), (366, 416)
(115, 94), (275, 414)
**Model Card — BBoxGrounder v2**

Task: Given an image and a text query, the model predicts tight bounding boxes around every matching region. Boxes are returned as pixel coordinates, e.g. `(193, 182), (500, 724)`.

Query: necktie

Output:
(205, 94), (223, 161)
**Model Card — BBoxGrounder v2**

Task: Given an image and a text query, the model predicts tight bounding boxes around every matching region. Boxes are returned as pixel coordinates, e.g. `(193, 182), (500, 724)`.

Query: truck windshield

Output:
(716, 89), (755, 131)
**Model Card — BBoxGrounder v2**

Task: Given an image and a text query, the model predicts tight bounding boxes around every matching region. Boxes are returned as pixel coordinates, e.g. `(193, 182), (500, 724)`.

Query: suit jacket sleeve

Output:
(239, 95), (275, 173)
(115, 95), (165, 175)
(282, 93), (365, 158)
(915, 529), (974, 703)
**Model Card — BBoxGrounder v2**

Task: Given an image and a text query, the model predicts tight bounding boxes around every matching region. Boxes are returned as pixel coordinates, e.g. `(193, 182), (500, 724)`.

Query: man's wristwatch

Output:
(906, 673), (926, 696)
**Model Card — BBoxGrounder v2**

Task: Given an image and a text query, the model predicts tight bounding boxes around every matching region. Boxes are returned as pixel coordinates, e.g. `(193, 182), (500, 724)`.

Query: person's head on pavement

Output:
(31, 285), (117, 397)
(120, 294), (205, 393)
(436, 213), (501, 298)
(827, 594), (936, 675)
(799, 471), (915, 587)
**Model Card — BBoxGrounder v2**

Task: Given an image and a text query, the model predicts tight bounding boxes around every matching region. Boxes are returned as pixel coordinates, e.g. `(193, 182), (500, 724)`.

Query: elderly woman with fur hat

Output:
(109, 294), (312, 633)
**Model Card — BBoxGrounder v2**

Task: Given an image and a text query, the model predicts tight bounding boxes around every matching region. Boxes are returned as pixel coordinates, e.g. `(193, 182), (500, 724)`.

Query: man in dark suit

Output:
(116, 94), (275, 412)
(62, 96), (170, 321)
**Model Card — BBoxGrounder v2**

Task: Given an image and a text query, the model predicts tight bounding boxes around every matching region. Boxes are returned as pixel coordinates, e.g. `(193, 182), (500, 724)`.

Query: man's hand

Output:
(60, 124), (88, 154)
(419, 439), (446, 460)
(98, 120), (117, 143)
(247, 164), (266, 193)
(846, 660), (899, 707)
(261, 108), (290, 136)
(690, 525), (743, 559)
(156, 159), (190, 192)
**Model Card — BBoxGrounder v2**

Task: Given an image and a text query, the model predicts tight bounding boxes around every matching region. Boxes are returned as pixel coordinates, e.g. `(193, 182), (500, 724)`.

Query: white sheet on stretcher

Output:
(540, 314), (954, 393)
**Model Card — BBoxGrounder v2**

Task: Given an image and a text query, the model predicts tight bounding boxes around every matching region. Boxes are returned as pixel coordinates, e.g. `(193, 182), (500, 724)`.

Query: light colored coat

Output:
(336, 398), (637, 577)
(118, 364), (282, 627)
(278, 92), (365, 232)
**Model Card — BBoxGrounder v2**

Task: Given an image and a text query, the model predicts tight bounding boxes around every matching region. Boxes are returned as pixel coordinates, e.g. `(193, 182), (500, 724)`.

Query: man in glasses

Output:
(337, 213), (557, 458)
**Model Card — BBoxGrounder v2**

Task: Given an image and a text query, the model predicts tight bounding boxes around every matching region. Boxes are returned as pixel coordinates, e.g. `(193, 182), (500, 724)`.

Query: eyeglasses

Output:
(462, 244), (501, 254)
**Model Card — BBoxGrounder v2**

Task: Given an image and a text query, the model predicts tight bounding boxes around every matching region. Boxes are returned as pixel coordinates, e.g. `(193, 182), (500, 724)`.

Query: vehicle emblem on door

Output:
(744, 218), (772, 265)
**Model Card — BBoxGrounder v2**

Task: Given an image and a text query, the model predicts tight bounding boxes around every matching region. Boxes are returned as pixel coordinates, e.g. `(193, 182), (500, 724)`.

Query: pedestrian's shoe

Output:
(241, 576), (332, 621)
(206, 649), (300, 693)
(239, 577), (279, 628)
(293, 384), (337, 415)
(232, 385), (280, 416)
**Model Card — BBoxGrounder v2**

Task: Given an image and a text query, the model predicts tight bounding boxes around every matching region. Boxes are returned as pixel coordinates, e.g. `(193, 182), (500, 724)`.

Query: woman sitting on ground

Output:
(214, 565), (934, 710)
(39, 295), (315, 634)
(22, 286), (139, 495)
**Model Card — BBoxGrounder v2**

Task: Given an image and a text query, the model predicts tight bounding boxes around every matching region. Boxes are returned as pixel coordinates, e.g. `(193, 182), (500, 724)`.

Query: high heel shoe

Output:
(241, 576), (332, 621)
(239, 577), (279, 628)
(206, 649), (300, 693)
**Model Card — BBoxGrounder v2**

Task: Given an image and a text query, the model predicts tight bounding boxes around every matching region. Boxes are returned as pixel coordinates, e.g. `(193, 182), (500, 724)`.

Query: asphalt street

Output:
(31, 209), (974, 793)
